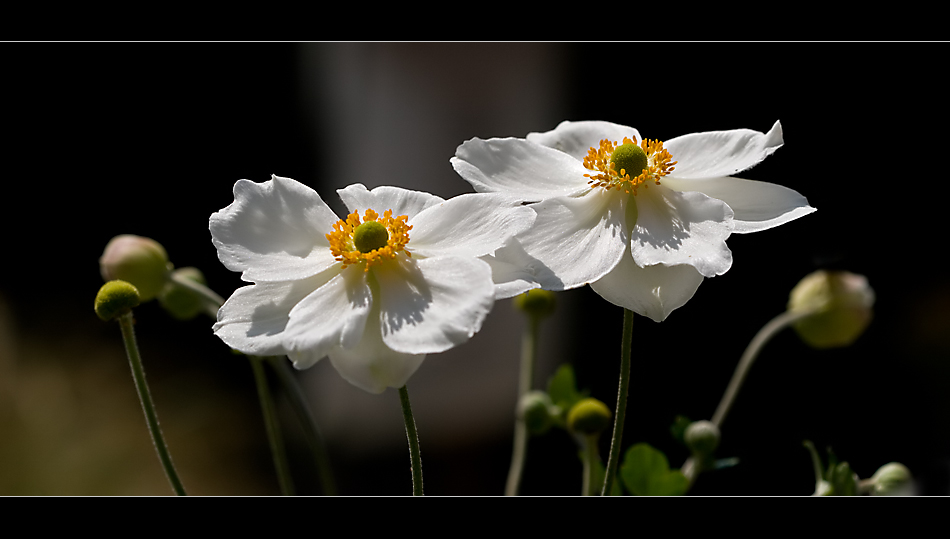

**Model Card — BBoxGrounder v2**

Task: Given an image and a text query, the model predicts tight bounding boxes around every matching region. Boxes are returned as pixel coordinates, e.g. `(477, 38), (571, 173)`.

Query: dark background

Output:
(1, 43), (947, 495)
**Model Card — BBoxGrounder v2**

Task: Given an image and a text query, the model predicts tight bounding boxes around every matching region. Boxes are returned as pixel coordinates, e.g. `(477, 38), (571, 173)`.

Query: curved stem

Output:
(117, 311), (187, 496)
(250, 355), (295, 495)
(398, 385), (424, 496)
(683, 308), (816, 488)
(505, 315), (540, 496)
(167, 271), (225, 318)
(268, 357), (337, 495)
(710, 309), (813, 428)
(601, 308), (634, 496)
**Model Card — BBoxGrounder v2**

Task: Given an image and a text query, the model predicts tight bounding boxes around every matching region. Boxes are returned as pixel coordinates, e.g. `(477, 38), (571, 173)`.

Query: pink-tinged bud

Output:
(99, 235), (171, 301)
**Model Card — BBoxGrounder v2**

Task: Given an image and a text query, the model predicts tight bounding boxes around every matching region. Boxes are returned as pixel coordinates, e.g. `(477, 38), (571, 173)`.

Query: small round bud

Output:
(159, 267), (208, 321)
(352, 221), (389, 253)
(684, 420), (720, 455)
(519, 391), (555, 435)
(788, 270), (875, 349)
(870, 462), (913, 496)
(99, 235), (171, 301)
(566, 397), (612, 435)
(610, 143), (648, 177)
(95, 280), (141, 321)
(513, 289), (556, 319)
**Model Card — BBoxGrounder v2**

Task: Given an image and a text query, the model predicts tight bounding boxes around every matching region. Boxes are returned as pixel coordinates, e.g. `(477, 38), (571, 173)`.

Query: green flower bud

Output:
(684, 420), (720, 455)
(519, 390), (555, 435)
(870, 462), (913, 496)
(788, 270), (874, 349)
(95, 280), (141, 321)
(566, 397), (612, 435)
(513, 289), (556, 319)
(99, 235), (172, 301)
(159, 267), (208, 321)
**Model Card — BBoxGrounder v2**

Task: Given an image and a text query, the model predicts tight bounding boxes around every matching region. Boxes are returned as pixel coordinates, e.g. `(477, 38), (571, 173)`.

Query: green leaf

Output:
(547, 364), (585, 415)
(829, 461), (858, 496)
(670, 415), (692, 446)
(619, 443), (688, 496)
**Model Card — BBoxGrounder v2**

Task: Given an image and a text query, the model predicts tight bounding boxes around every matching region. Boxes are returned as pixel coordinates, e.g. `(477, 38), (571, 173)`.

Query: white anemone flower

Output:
(452, 120), (815, 322)
(210, 176), (536, 393)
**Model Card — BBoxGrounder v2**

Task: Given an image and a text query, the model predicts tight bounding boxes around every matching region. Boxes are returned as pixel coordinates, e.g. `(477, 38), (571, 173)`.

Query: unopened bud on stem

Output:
(100, 235), (171, 301)
(788, 270), (874, 348)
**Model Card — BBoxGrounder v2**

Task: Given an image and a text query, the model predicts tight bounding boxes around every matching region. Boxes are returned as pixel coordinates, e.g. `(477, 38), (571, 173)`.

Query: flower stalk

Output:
(268, 356), (337, 495)
(167, 270), (225, 318)
(601, 308), (634, 496)
(250, 355), (295, 495)
(711, 309), (814, 428)
(505, 310), (540, 496)
(116, 311), (187, 496)
(681, 308), (817, 486)
(169, 273), (336, 494)
(581, 434), (601, 496)
(398, 385), (424, 496)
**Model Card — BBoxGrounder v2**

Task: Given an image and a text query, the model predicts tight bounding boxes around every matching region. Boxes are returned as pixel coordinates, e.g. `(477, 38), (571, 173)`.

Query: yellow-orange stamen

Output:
(326, 208), (412, 271)
(582, 136), (677, 195)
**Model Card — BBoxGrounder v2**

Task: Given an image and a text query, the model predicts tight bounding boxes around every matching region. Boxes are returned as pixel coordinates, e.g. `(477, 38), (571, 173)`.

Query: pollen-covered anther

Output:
(326, 208), (412, 271)
(582, 136), (677, 196)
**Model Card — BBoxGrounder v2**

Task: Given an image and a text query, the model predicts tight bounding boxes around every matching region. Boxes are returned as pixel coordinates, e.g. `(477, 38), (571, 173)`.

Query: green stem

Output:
(582, 433), (601, 496)
(505, 315), (540, 496)
(167, 271), (225, 318)
(601, 308), (634, 496)
(398, 385), (424, 496)
(167, 275), (331, 495)
(250, 355), (295, 495)
(710, 309), (814, 428)
(267, 356), (337, 495)
(682, 308), (816, 487)
(116, 311), (187, 496)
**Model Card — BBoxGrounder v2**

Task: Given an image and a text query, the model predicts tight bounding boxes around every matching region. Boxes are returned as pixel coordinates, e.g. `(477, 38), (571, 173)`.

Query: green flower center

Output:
(352, 221), (389, 253)
(610, 143), (648, 178)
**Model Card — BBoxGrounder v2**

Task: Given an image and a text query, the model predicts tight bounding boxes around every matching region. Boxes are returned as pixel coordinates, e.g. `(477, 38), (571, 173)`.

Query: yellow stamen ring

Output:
(582, 136), (677, 195)
(326, 208), (412, 271)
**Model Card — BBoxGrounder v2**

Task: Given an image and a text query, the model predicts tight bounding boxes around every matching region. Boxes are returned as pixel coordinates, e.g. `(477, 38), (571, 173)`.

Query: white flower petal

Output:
(375, 256), (495, 355)
(662, 175), (816, 234)
(283, 267), (373, 364)
(409, 193), (536, 259)
(480, 239), (542, 300)
(517, 189), (627, 290)
(590, 253), (705, 323)
(664, 120), (784, 179)
(630, 186), (734, 278)
(527, 120), (642, 161)
(210, 175), (340, 282)
(212, 268), (339, 357)
(337, 183), (445, 220)
(452, 138), (591, 200)
(326, 310), (427, 394)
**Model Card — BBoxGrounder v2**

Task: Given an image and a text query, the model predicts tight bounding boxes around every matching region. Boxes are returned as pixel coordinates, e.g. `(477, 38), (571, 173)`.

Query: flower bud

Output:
(519, 390), (555, 435)
(95, 280), (141, 321)
(513, 289), (556, 319)
(100, 235), (171, 301)
(788, 270), (874, 349)
(159, 267), (208, 321)
(566, 397), (611, 435)
(684, 420), (720, 456)
(870, 462), (913, 496)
